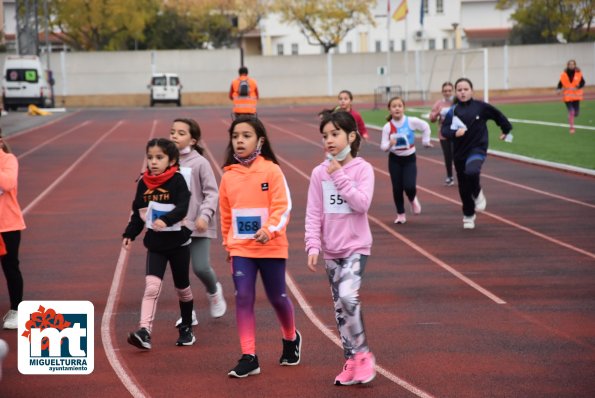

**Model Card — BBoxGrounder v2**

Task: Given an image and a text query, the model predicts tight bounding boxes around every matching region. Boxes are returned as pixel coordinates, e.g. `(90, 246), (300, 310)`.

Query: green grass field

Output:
(361, 100), (595, 170)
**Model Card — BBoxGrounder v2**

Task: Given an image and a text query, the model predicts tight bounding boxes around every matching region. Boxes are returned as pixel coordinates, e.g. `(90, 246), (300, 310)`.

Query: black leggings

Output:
(388, 152), (417, 214)
(440, 139), (454, 178)
(454, 151), (486, 216)
(145, 245), (191, 289)
(1, 230), (23, 310)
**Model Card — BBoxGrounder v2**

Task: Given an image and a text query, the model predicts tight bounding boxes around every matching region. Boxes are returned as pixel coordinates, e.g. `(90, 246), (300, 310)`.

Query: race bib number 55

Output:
(322, 181), (352, 214)
(232, 208), (269, 239)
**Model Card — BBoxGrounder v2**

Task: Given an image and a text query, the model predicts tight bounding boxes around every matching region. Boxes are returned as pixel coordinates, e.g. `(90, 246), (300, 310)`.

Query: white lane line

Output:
(202, 131), (435, 397)
(282, 120), (595, 260)
(17, 121), (91, 160)
(22, 120), (124, 215)
(276, 152), (506, 305)
(3, 110), (81, 140)
(101, 247), (148, 398)
(102, 119), (158, 398)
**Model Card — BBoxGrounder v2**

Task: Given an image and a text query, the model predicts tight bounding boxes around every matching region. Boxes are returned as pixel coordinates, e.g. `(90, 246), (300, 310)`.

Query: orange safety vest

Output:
(560, 70), (584, 102)
(231, 76), (258, 114)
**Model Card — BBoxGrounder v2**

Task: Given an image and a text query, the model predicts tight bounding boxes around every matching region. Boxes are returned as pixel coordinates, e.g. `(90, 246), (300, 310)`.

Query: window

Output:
(429, 39), (436, 50)
(389, 40), (395, 52)
(291, 43), (298, 55)
(346, 42), (353, 53)
(423, 0), (429, 14)
(401, 39), (407, 51)
(375, 40), (382, 53)
(277, 43), (284, 55)
(169, 76), (179, 86)
(437, 0), (444, 14)
(151, 76), (166, 86)
(442, 38), (448, 50)
(6, 69), (39, 83)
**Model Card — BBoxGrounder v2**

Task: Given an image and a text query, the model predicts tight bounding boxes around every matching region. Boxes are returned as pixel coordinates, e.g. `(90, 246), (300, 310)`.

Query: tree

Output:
(497, 0), (594, 44)
(49, 0), (159, 51)
(273, 0), (377, 53)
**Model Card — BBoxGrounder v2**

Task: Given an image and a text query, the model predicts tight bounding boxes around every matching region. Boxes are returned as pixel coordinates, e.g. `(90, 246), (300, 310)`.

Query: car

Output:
(148, 73), (182, 107)
(2, 55), (54, 110)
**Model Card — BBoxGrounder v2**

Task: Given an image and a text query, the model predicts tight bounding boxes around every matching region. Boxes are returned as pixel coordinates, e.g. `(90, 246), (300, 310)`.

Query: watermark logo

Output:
(18, 301), (94, 375)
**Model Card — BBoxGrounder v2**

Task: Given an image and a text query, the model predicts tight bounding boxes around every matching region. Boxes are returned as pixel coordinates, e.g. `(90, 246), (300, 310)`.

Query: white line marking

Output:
(276, 152), (506, 305)
(284, 119), (595, 260)
(17, 121), (91, 160)
(3, 110), (81, 140)
(101, 247), (148, 398)
(210, 120), (434, 395)
(22, 121), (124, 215)
(102, 119), (158, 398)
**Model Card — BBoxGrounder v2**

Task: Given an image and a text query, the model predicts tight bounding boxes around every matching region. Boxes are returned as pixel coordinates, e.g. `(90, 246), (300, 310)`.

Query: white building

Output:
(256, 0), (514, 56)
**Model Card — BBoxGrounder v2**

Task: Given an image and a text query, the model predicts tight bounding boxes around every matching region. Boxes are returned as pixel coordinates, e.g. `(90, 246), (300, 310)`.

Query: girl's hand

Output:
(226, 253), (231, 263)
(455, 128), (467, 137)
(499, 133), (507, 141)
(327, 158), (341, 174)
(254, 228), (270, 244)
(195, 217), (208, 233)
(152, 219), (167, 231)
(307, 254), (318, 272)
(122, 238), (131, 250)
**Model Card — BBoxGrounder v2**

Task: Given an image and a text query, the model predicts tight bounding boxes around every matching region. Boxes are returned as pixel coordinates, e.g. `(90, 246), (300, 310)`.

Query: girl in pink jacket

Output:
(305, 111), (376, 386)
(0, 129), (26, 330)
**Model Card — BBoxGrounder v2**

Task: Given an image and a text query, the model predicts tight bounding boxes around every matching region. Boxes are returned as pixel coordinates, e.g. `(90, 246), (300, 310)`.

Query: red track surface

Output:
(1, 106), (594, 397)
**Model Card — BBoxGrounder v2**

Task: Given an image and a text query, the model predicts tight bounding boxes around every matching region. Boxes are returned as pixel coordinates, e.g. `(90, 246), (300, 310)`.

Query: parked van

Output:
(148, 73), (182, 107)
(2, 55), (54, 110)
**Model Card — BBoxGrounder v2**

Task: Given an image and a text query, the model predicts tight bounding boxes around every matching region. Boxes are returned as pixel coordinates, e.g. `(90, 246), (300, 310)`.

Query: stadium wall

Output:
(1, 42), (592, 107)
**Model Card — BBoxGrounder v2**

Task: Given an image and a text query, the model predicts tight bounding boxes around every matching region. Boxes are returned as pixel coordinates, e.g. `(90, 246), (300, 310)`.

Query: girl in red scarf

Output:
(122, 138), (195, 349)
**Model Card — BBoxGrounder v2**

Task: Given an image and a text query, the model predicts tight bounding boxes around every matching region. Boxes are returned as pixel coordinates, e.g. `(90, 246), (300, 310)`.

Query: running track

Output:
(1, 106), (594, 397)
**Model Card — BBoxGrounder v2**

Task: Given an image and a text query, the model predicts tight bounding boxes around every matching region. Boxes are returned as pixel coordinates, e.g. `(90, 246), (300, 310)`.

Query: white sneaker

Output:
(463, 215), (476, 229)
(175, 310), (198, 327)
(474, 190), (486, 212)
(3, 310), (18, 329)
(394, 214), (407, 224)
(410, 196), (422, 215)
(208, 282), (227, 318)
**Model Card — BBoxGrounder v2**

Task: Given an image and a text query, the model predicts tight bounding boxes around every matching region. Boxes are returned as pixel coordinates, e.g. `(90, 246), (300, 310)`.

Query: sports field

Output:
(361, 100), (595, 170)
(0, 105), (594, 397)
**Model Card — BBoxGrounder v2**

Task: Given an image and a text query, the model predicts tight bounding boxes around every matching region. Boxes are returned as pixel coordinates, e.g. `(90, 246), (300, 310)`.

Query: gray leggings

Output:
(189, 237), (219, 294)
(324, 253), (369, 359)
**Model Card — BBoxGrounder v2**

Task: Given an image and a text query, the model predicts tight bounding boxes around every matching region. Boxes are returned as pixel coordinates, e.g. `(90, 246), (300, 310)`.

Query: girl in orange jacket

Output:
(557, 59), (585, 134)
(0, 129), (26, 330)
(220, 115), (301, 378)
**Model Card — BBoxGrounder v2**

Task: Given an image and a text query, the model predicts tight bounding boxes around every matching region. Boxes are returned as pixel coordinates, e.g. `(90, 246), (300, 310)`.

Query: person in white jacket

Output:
(170, 118), (226, 323)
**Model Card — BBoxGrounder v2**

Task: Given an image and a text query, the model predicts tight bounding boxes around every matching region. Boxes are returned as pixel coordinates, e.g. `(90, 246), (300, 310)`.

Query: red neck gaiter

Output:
(142, 166), (178, 189)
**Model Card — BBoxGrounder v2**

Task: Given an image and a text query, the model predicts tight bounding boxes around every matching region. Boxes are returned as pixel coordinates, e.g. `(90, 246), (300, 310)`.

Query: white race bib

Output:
(145, 201), (181, 231)
(322, 181), (352, 214)
(232, 208), (269, 239)
(179, 167), (192, 190)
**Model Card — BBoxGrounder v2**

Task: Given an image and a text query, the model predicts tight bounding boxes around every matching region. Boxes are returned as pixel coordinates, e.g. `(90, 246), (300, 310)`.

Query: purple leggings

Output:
(231, 256), (296, 354)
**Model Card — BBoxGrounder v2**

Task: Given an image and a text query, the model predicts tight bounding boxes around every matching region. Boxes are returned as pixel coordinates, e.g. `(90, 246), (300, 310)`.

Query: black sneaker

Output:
(228, 354), (261, 378)
(176, 324), (196, 346)
(279, 330), (301, 366)
(128, 327), (151, 350)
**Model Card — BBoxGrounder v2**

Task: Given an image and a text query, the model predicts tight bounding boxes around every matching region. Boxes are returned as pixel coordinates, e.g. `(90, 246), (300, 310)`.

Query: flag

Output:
(420, 0), (425, 26)
(392, 0), (408, 22)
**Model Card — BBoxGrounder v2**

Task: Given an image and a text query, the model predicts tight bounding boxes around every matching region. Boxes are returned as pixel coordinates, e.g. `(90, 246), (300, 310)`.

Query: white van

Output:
(148, 73), (182, 107)
(2, 55), (54, 110)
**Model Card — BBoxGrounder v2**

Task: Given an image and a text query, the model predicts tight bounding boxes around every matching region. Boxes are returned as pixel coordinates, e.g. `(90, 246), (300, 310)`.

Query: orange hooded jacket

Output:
(219, 156), (291, 259)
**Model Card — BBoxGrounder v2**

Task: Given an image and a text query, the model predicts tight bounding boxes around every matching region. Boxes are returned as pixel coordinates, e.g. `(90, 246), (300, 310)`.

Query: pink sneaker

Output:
(410, 197), (422, 215)
(353, 352), (376, 384)
(334, 357), (357, 386)
(394, 214), (407, 224)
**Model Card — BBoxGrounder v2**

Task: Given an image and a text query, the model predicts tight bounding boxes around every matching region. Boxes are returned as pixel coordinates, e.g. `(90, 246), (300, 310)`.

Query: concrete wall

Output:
(1, 42), (592, 106)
